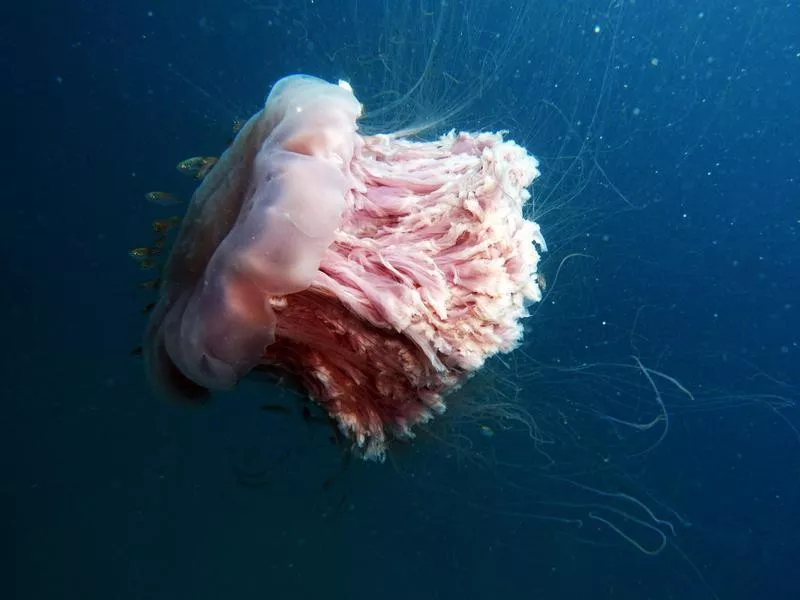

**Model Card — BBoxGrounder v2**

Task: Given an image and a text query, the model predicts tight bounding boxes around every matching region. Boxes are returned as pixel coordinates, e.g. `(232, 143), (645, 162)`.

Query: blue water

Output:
(3, 1), (799, 599)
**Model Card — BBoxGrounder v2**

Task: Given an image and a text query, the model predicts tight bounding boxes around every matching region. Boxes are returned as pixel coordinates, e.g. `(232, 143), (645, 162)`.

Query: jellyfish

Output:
(143, 75), (547, 461)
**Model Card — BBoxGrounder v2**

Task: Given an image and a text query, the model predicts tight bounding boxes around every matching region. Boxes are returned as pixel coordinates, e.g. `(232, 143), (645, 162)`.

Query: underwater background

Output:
(3, 1), (799, 599)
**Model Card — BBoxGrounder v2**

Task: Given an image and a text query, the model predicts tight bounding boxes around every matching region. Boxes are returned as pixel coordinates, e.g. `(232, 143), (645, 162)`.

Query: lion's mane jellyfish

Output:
(144, 75), (547, 460)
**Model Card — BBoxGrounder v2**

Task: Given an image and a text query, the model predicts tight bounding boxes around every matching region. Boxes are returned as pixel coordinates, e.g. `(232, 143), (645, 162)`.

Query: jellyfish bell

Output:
(143, 74), (547, 460)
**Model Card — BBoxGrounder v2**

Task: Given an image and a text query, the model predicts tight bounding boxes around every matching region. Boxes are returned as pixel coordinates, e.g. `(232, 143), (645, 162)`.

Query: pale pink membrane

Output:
(144, 75), (546, 460)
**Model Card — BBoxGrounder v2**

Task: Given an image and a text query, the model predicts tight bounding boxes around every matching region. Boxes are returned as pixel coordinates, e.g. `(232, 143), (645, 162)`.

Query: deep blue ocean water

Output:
(3, 1), (799, 599)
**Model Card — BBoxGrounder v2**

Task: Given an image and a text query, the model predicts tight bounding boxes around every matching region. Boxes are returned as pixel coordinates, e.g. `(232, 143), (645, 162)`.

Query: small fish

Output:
(226, 119), (245, 146)
(129, 346), (143, 356)
(195, 157), (218, 179)
(141, 302), (156, 315)
(152, 216), (180, 233)
(176, 156), (218, 180)
(152, 235), (167, 248)
(479, 424), (495, 438)
(129, 247), (160, 259)
(535, 272), (547, 292)
(145, 191), (181, 206)
(138, 277), (161, 290)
